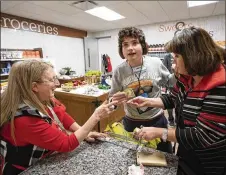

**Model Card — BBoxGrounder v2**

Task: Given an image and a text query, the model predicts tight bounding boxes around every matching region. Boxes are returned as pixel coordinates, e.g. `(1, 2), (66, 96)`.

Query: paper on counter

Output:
(128, 164), (144, 175)
(73, 86), (109, 96)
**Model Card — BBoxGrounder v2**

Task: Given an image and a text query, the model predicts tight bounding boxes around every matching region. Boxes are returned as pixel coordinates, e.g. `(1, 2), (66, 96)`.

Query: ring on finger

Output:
(108, 105), (115, 111)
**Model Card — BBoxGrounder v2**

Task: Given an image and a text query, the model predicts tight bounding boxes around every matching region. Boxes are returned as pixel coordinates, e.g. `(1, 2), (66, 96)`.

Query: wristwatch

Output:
(162, 128), (168, 142)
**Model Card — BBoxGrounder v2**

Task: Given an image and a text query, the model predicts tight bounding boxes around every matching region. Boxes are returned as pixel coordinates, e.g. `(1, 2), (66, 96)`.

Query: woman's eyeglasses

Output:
(36, 76), (59, 84)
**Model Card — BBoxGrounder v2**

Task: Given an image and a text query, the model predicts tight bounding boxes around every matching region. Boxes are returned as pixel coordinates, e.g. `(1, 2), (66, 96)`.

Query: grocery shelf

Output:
(1, 58), (41, 61)
(148, 50), (166, 53)
(0, 74), (9, 76)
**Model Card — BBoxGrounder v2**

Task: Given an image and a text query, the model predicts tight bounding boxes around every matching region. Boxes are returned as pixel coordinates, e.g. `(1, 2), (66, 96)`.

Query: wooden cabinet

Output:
(54, 89), (125, 132)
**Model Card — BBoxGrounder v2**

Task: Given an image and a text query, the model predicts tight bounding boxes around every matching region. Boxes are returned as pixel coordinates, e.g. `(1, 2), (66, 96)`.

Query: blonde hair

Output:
(1, 59), (52, 141)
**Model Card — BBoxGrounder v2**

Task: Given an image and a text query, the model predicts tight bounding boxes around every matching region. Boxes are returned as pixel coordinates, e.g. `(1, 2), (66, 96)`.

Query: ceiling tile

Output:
(71, 12), (110, 24)
(111, 18), (133, 28)
(24, 13), (69, 26)
(189, 3), (216, 18)
(61, 1), (76, 5)
(1, 1), (25, 12)
(4, 2), (70, 24)
(213, 1), (225, 15)
(71, 21), (116, 32)
(1, 1), (224, 33)
(107, 2), (150, 25)
(127, 1), (169, 23)
(69, 12), (116, 31)
(94, 1), (124, 6)
(159, 1), (189, 20)
(70, 1), (97, 11)
(61, 1), (123, 8)
(2, 9), (64, 27)
(29, 1), (83, 15)
(1, 10), (35, 20)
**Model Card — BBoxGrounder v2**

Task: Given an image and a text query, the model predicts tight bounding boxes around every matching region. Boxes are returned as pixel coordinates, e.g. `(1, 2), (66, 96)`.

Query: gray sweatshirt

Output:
(109, 55), (176, 120)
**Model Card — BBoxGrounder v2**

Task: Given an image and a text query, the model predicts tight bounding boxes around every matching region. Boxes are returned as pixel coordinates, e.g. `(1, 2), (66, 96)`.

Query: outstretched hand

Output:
(126, 96), (152, 108)
(94, 100), (118, 120)
(85, 131), (107, 142)
(111, 92), (127, 105)
(133, 127), (163, 141)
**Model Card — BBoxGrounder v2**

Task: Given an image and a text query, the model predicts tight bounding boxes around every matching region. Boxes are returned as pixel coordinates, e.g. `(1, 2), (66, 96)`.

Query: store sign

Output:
(0, 13), (87, 38)
(158, 21), (214, 37)
(159, 21), (193, 32)
(1, 16), (59, 35)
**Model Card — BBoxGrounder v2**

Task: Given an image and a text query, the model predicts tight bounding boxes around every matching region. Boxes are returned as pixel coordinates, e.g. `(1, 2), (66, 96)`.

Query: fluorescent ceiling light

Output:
(85, 6), (125, 21)
(187, 1), (218, 7)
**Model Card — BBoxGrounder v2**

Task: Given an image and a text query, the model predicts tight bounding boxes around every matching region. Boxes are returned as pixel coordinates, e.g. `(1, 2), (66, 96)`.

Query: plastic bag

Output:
(105, 122), (161, 149)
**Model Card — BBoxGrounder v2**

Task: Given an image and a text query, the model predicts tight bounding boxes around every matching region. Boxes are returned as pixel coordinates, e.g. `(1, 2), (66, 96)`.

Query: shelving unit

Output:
(1, 58), (32, 61)
(147, 50), (168, 60)
(0, 48), (43, 92)
(148, 50), (166, 53)
(0, 74), (9, 76)
(147, 44), (168, 60)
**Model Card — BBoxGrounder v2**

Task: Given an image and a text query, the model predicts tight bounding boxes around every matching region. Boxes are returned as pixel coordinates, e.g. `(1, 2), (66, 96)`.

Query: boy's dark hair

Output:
(118, 27), (148, 59)
(165, 26), (225, 76)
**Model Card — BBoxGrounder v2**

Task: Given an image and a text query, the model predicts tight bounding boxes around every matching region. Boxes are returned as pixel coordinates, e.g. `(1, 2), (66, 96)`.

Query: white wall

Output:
(90, 15), (225, 70)
(1, 28), (85, 75)
(98, 37), (124, 72)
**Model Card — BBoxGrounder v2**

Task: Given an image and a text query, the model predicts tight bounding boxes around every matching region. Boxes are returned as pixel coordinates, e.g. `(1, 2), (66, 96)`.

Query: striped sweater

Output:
(161, 64), (226, 175)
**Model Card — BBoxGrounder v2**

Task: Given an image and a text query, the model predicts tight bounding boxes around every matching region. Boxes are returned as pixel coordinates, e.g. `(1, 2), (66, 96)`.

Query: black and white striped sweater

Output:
(161, 64), (226, 175)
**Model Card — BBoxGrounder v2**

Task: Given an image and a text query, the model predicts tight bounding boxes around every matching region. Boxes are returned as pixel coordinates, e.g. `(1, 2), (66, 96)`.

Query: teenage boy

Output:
(109, 27), (176, 153)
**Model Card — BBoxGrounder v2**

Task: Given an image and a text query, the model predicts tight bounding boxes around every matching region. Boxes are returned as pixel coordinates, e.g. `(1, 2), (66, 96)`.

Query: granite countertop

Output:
(20, 138), (178, 175)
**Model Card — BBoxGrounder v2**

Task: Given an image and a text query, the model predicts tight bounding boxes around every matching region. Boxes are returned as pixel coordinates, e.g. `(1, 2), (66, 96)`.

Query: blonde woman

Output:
(0, 60), (117, 175)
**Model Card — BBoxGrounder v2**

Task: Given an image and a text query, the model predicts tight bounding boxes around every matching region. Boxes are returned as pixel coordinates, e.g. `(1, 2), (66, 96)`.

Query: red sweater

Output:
(1, 99), (79, 153)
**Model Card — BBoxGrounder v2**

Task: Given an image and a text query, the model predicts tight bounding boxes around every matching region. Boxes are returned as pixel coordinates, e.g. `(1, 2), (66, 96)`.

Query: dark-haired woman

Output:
(128, 26), (226, 175)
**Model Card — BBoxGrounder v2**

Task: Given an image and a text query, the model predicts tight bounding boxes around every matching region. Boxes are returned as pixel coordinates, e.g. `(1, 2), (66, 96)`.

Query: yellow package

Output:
(105, 122), (160, 149)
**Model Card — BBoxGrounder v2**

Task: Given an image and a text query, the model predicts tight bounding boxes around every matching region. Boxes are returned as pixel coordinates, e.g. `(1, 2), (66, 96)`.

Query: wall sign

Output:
(1, 13), (87, 38)
(159, 21), (214, 37)
(158, 21), (193, 32)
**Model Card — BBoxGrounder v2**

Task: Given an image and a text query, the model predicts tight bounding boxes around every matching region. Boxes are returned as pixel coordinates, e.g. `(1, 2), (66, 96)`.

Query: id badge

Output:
(138, 93), (148, 111)
(140, 93), (148, 98)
